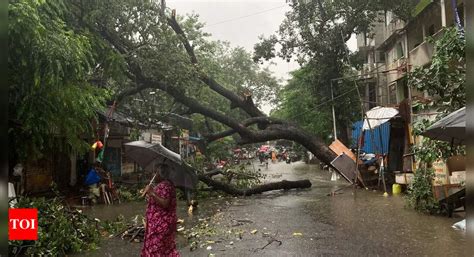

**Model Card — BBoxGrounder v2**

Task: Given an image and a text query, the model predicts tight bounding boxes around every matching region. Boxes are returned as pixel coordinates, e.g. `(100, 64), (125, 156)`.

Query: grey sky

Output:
(167, 0), (357, 113)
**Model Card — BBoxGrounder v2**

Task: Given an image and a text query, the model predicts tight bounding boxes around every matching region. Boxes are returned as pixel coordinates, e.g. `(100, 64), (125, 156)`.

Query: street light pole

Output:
(330, 80), (337, 141)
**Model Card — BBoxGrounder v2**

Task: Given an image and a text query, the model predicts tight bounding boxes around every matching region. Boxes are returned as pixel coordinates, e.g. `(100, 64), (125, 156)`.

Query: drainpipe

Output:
(404, 29), (414, 172)
(375, 52), (381, 105)
(330, 80), (337, 141)
(441, 0), (447, 27)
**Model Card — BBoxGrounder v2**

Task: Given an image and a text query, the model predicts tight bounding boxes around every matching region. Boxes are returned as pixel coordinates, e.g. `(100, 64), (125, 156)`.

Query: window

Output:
(428, 24), (435, 36)
(396, 42), (404, 59)
(368, 83), (377, 109)
(388, 83), (397, 105)
(385, 11), (393, 27)
(379, 84), (388, 106)
(396, 78), (408, 102)
(457, 4), (464, 27)
(376, 51), (385, 63)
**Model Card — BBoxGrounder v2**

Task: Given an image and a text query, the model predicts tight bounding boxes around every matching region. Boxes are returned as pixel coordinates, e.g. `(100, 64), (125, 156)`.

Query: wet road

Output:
(77, 161), (467, 257)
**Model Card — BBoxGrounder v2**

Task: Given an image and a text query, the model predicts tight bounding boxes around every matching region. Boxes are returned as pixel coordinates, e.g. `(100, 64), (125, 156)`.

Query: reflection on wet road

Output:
(76, 161), (467, 257)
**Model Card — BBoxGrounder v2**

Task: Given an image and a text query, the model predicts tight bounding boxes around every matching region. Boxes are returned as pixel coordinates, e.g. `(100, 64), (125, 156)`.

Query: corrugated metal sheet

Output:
(352, 120), (391, 154)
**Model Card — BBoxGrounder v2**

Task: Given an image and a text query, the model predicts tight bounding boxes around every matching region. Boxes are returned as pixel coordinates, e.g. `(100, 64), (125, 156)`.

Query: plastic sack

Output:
(84, 168), (101, 185)
(452, 219), (466, 230)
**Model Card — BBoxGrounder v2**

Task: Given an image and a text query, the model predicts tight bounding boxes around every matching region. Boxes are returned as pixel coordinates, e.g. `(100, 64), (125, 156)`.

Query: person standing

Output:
(142, 164), (179, 257)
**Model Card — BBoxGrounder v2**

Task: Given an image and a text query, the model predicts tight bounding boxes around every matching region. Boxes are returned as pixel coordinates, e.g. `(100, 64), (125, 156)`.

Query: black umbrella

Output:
(124, 141), (198, 189)
(422, 107), (465, 145)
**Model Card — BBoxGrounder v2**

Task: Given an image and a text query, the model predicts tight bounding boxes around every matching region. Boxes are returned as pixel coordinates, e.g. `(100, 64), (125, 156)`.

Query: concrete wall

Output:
(383, 12), (406, 42)
(357, 0), (464, 109)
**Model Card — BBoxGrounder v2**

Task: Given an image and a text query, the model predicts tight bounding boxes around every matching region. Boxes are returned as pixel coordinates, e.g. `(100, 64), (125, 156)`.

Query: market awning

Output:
(422, 107), (465, 145)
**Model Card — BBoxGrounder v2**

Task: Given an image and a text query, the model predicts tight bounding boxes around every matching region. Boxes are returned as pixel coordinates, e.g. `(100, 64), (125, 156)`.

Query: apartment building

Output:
(354, 0), (465, 173)
(357, 0), (465, 111)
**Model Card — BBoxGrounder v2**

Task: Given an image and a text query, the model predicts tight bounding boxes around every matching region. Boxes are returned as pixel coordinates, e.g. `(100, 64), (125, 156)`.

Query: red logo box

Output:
(9, 208), (38, 240)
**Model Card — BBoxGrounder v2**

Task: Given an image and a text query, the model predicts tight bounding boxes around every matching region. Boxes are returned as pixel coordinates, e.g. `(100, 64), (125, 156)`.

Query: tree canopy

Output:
(9, 0), (114, 160)
(9, 0), (416, 164)
(254, 0), (418, 144)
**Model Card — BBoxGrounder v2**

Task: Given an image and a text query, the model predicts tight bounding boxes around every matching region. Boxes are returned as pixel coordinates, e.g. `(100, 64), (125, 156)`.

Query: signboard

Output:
(432, 160), (449, 185)
(141, 132), (151, 142)
(151, 133), (162, 144)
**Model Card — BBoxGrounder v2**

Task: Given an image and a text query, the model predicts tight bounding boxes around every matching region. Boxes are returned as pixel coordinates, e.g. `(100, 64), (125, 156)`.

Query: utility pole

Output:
(330, 80), (337, 141)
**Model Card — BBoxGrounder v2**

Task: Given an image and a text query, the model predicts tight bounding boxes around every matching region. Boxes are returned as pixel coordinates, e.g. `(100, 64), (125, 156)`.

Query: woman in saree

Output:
(142, 163), (179, 257)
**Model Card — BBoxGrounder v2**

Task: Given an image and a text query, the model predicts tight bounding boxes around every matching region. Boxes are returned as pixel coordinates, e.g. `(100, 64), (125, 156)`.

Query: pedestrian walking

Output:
(141, 163), (180, 257)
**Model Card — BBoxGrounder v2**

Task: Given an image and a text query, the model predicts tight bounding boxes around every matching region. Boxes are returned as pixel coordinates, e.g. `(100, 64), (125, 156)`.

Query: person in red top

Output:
(142, 163), (179, 257)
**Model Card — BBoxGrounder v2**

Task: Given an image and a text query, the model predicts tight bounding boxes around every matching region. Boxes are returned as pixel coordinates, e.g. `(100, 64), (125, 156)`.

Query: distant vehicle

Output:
(288, 151), (300, 162)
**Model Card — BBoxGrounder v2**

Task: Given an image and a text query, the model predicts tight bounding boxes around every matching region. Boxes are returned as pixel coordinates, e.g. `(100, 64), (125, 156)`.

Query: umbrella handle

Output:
(141, 173), (157, 197)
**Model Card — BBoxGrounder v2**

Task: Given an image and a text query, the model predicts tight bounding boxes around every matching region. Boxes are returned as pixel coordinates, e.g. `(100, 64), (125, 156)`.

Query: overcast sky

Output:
(167, 0), (357, 113)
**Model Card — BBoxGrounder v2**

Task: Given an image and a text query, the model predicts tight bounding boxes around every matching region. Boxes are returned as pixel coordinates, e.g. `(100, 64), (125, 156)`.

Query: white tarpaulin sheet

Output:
(362, 106), (398, 130)
(452, 219), (465, 231)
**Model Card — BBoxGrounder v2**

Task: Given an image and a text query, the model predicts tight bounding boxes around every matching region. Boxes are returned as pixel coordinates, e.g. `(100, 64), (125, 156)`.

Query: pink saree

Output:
(141, 180), (179, 257)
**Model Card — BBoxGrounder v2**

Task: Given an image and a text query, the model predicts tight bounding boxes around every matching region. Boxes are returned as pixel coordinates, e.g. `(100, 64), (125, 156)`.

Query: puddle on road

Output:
(74, 161), (466, 256)
(261, 161), (467, 256)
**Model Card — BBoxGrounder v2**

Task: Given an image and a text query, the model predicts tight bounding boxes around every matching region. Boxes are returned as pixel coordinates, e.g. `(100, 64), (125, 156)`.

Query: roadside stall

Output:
(345, 107), (398, 190)
(422, 107), (465, 217)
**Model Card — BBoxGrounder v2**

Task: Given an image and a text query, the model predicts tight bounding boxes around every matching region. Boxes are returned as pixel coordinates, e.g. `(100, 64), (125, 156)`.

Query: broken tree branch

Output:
(255, 231), (282, 252)
(166, 13), (264, 118)
(204, 116), (285, 143)
(198, 175), (312, 196)
(97, 11), (338, 166)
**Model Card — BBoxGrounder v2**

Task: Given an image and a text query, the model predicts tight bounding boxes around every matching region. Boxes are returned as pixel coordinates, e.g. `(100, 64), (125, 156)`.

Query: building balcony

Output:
(358, 63), (386, 81)
(408, 29), (444, 68)
(386, 57), (408, 83)
(383, 19), (406, 42)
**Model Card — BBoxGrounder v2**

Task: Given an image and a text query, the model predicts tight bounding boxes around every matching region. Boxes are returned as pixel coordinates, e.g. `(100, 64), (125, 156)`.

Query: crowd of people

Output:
(256, 146), (293, 168)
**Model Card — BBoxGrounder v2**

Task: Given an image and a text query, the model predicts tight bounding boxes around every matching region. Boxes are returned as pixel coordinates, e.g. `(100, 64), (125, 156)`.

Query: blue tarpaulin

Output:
(352, 120), (390, 154)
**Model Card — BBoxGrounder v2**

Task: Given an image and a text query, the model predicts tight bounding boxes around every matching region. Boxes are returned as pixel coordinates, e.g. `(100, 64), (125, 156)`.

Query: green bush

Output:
(117, 184), (145, 202)
(9, 197), (101, 256)
(406, 168), (439, 213)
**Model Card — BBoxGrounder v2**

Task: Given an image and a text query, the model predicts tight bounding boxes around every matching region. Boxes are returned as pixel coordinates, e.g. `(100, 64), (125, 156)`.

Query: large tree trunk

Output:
(97, 7), (339, 167)
(198, 175), (312, 196)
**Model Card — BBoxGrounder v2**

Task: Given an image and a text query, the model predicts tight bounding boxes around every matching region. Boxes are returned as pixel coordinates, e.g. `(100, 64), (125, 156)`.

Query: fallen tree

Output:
(182, 165), (312, 196)
(93, 2), (338, 166)
(86, 2), (346, 192)
(72, 1), (349, 196)
(197, 174), (312, 196)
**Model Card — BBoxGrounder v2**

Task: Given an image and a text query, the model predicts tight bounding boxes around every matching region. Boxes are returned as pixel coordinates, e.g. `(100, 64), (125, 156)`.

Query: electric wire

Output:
(288, 86), (359, 120)
(204, 4), (287, 27)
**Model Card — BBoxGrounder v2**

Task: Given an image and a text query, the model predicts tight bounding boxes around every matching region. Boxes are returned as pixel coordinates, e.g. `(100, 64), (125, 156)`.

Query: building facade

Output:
(358, 0), (465, 109)
(355, 0), (465, 173)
